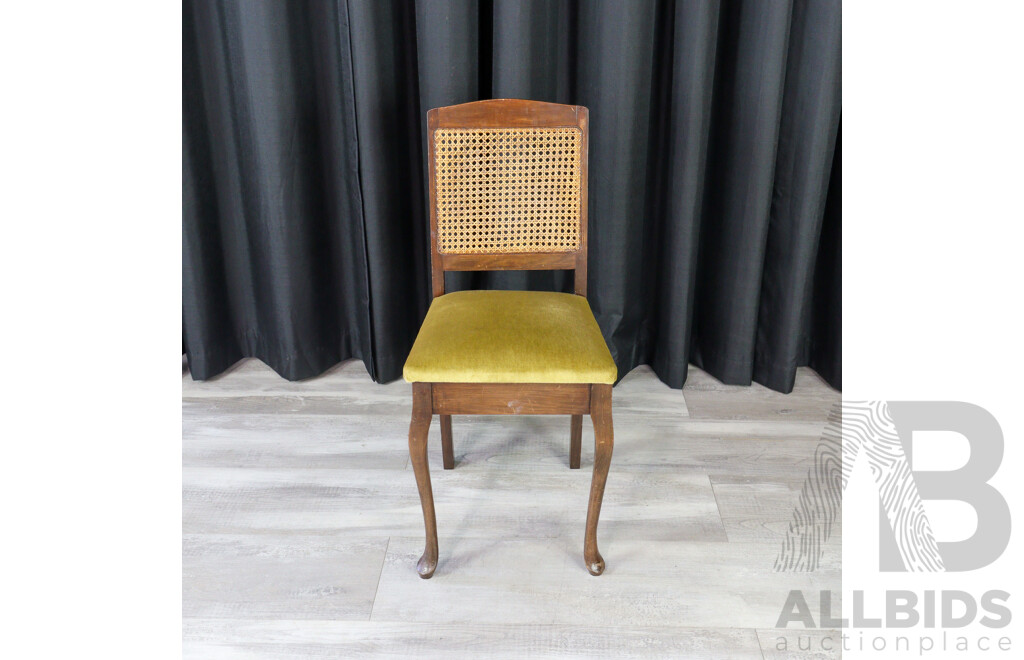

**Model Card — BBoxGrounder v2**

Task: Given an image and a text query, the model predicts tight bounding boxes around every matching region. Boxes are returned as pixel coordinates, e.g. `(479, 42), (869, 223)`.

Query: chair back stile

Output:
(425, 99), (589, 299)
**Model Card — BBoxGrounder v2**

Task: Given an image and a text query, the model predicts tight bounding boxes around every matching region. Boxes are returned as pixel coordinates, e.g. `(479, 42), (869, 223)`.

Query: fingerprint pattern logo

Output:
(773, 404), (842, 571)
(775, 401), (945, 572)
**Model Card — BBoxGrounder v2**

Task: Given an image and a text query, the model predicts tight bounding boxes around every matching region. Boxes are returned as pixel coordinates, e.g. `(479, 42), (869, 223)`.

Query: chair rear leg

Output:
(584, 384), (613, 576)
(409, 383), (438, 578)
(570, 414), (583, 469)
(440, 414), (454, 469)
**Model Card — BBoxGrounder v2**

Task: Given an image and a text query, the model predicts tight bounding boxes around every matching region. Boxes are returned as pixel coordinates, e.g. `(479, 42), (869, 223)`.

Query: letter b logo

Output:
(884, 402), (1010, 571)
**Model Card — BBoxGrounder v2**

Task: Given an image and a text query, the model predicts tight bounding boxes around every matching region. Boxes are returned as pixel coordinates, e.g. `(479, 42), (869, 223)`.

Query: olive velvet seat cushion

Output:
(403, 290), (617, 384)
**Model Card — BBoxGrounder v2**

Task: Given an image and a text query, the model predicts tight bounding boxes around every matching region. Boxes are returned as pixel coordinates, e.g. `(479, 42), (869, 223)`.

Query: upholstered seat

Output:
(403, 289), (617, 384)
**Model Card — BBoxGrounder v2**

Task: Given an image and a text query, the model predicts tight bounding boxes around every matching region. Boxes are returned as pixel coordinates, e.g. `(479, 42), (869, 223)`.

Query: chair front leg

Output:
(584, 384), (613, 575)
(408, 382), (438, 578)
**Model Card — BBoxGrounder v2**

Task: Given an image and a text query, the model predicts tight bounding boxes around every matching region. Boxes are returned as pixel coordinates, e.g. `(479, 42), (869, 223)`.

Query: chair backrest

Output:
(426, 99), (589, 299)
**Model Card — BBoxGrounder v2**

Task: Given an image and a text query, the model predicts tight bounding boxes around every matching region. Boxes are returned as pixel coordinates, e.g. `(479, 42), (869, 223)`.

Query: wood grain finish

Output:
(182, 456), (726, 543)
(681, 366), (837, 422)
(408, 383), (437, 578)
(440, 252), (577, 271)
(183, 358), (841, 658)
(575, 107), (589, 297)
(184, 619), (766, 659)
(183, 534), (387, 620)
(439, 414), (454, 470)
(414, 100), (608, 577)
(569, 414), (583, 469)
(432, 383), (591, 415)
(584, 384), (613, 575)
(373, 535), (839, 629)
(434, 98), (581, 127)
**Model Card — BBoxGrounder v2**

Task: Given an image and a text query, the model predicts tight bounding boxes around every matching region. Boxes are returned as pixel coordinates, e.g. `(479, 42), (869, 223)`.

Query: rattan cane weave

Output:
(433, 127), (582, 254)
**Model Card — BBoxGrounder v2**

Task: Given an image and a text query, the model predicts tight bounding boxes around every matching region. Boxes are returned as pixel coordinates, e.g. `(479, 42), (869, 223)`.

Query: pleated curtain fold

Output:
(183, 0), (841, 393)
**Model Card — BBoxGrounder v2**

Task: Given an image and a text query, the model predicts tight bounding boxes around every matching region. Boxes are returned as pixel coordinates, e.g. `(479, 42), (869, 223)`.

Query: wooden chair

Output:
(403, 99), (616, 578)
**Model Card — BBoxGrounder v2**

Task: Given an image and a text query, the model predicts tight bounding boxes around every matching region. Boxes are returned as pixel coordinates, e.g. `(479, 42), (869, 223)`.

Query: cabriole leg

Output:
(409, 383), (438, 578)
(584, 384), (613, 575)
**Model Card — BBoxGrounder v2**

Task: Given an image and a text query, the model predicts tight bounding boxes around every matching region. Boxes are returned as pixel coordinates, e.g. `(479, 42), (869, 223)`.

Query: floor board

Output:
(372, 536), (838, 630)
(183, 534), (388, 621)
(183, 620), (763, 659)
(183, 358), (841, 658)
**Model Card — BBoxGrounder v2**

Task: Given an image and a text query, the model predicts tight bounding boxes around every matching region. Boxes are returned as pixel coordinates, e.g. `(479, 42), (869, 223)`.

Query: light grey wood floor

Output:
(183, 359), (841, 659)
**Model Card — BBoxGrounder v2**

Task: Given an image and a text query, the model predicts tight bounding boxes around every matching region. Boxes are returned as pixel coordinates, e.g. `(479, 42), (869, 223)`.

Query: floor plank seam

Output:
(707, 475), (730, 542)
(368, 536), (390, 621)
(756, 625), (768, 660)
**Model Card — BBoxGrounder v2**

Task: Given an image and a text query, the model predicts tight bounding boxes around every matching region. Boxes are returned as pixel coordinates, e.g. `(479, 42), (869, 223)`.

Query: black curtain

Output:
(183, 0), (841, 393)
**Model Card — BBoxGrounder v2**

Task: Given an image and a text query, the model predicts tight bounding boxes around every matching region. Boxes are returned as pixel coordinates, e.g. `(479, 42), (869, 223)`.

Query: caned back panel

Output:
(433, 127), (582, 254)
(426, 99), (589, 299)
